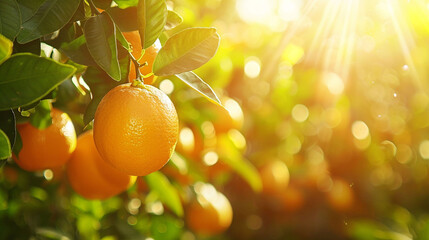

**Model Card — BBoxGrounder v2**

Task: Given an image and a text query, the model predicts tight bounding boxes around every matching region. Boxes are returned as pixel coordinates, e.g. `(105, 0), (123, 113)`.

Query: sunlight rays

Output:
(386, 0), (421, 86)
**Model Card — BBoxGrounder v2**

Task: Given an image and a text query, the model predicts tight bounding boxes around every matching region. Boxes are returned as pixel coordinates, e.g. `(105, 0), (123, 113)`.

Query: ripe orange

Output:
(209, 97), (244, 134)
(326, 179), (354, 211)
(13, 108), (76, 171)
(67, 130), (136, 200)
(276, 184), (305, 212)
(93, 83), (179, 176)
(259, 160), (290, 194)
(123, 31), (160, 85)
(186, 183), (233, 235)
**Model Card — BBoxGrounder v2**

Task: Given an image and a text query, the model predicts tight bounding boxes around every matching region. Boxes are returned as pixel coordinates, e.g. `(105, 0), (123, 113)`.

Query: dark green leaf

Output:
(116, 26), (131, 51)
(70, 0), (86, 22)
(0, 53), (76, 110)
(16, 0), (80, 44)
(0, 130), (11, 159)
(60, 35), (96, 66)
(176, 71), (221, 106)
(144, 172), (184, 217)
(0, 0), (21, 41)
(0, 34), (12, 64)
(107, 7), (138, 32)
(16, 0), (45, 22)
(0, 110), (16, 148)
(218, 135), (262, 192)
(29, 100), (52, 129)
(118, 44), (130, 80)
(153, 27), (220, 76)
(165, 10), (183, 31)
(84, 12), (121, 81)
(12, 129), (22, 157)
(82, 67), (124, 125)
(137, 0), (167, 49)
(114, 0), (138, 8)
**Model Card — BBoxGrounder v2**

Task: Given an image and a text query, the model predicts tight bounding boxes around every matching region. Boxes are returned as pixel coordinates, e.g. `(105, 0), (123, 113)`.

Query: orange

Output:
(326, 179), (354, 211)
(276, 184), (305, 212)
(186, 183), (233, 235)
(123, 31), (160, 85)
(13, 108), (76, 171)
(209, 97), (244, 134)
(67, 130), (135, 200)
(259, 160), (290, 194)
(93, 83), (179, 176)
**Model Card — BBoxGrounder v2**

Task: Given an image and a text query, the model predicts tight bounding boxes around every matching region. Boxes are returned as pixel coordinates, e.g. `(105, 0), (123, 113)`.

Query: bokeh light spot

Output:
(179, 127), (195, 153)
(352, 121), (370, 140)
(43, 169), (54, 181)
(292, 104), (309, 122)
(246, 214), (263, 230)
(203, 151), (219, 166)
(244, 57), (261, 78)
(159, 79), (174, 95)
(322, 72), (344, 95)
(419, 140), (429, 159)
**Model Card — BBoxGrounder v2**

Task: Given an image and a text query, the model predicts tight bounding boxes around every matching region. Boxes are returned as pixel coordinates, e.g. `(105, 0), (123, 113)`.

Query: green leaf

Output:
(0, 129), (11, 159)
(144, 172), (184, 217)
(0, 34), (12, 64)
(153, 27), (220, 76)
(0, 53), (76, 111)
(218, 135), (262, 192)
(84, 12), (121, 81)
(16, 0), (45, 22)
(29, 100), (52, 129)
(0, 0), (21, 41)
(118, 45), (131, 80)
(60, 35), (96, 66)
(137, 0), (167, 49)
(176, 71), (221, 106)
(82, 67), (124, 125)
(17, 0), (80, 44)
(0, 109), (16, 149)
(70, 0), (87, 22)
(35, 228), (72, 240)
(115, 26), (131, 51)
(150, 215), (183, 240)
(164, 10), (183, 31)
(114, 0), (138, 8)
(107, 7), (138, 32)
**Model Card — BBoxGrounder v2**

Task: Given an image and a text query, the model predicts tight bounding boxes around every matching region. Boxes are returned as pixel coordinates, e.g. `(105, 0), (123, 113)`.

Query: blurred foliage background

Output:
(4, 0), (429, 239)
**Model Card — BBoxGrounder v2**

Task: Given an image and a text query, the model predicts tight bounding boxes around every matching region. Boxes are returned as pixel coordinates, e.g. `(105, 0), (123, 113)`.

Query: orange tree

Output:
(0, 0), (254, 239)
(4, 0), (429, 240)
